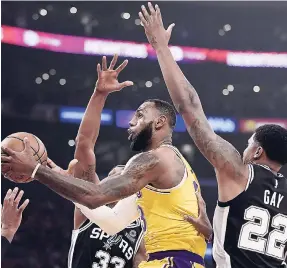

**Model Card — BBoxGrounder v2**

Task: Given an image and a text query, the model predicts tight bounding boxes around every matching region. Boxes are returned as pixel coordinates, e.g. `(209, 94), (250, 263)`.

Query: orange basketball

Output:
(1, 132), (48, 183)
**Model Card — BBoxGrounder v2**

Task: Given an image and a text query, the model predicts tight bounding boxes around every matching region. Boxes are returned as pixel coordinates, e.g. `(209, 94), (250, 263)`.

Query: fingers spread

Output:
(1, 146), (15, 157)
(166, 23), (175, 35)
(109, 54), (118, 70)
(3, 189), (12, 204)
(141, 5), (150, 21)
(119, 81), (134, 90)
(97, 63), (101, 77)
(139, 12), (148, 27)
(116, 60), (129, 74)
(18, 199), (29, 213)
(8, 187), (19, 204)
(102, 56), (108, 71)
(14, 190), (24, 207)
(1, 155), (12, 163)
(148, 2), (156, 14)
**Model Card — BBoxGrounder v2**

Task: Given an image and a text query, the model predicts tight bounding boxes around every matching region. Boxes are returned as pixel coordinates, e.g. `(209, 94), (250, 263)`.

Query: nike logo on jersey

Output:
(264, 190), (284, 208)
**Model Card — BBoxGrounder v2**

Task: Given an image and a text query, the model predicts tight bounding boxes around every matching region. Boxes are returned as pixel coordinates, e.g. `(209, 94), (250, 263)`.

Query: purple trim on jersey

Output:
(149, 250), (205, 266)
(137, 205), (147, 232)
(193, 181), (199, 192)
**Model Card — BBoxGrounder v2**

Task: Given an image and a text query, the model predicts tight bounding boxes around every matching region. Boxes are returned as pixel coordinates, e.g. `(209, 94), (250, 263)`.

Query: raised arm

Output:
(139, 3), (248, 200)
(1, 143), (162, 209)
(73, 55), (133, 228)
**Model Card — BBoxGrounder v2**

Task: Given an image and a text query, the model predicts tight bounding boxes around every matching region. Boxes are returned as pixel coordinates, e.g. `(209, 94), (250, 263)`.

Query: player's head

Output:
(243, 124), (287, 167)
(128, 99), (176, 151)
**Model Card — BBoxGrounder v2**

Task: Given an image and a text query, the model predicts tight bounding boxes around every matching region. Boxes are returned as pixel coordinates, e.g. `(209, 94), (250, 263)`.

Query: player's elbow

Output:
(79, 192), (101, 210)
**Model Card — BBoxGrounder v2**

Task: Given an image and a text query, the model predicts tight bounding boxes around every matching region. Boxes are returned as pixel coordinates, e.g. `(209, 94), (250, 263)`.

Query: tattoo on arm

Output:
(99, 152), (160, 199)
(36, 152), (160, 209)
(81, 164), (96, 183)
(173, 79), (244, 176)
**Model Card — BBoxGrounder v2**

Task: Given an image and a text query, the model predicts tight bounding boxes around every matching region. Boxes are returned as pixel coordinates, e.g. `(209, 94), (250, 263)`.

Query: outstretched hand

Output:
(95, 54), (133, 95)
(1, 137), (37, 179)
(1, 187), (29, 242)
(47, 158), (78, 176)
(139, 2), (175, 49)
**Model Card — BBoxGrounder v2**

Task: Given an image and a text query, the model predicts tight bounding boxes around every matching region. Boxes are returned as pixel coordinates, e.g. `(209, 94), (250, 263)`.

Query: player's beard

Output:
(130, 122), (153, 152)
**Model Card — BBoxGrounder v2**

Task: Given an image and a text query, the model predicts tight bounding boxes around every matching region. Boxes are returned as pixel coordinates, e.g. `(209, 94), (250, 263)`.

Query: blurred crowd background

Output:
(1, 1), (287, 267)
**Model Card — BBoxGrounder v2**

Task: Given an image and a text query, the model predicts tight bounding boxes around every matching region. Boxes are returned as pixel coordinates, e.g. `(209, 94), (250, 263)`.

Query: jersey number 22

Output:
(238, 205), (287, 260)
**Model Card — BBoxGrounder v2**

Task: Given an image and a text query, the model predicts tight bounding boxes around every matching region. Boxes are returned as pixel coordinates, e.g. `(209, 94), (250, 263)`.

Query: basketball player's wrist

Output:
(30, 163), (41, 179)
(1, 228), (16, 243)
(94, 87), (109, 98)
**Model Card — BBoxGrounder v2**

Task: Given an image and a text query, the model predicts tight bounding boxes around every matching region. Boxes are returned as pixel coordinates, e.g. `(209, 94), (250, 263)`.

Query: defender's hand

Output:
(184, 191), (213, 241)
(139, 2), (175, 49)
(47, 158), (78, 176)
(108, 165), (125, 176)
(95, 54), (133, 95)
(1, 187), (29, 242)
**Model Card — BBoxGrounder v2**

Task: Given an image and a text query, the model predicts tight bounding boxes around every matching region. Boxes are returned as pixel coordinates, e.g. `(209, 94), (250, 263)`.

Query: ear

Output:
(155, 115), (167, 130)
(253, 146), (264, 160)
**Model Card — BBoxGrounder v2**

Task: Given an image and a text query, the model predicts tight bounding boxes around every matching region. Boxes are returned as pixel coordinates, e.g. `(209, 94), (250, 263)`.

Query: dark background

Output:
(1, 1), (287, 267)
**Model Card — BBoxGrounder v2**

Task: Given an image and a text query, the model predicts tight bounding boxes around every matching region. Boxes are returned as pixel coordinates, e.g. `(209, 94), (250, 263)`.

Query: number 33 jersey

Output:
(213, 164), (287, 268)
(68, 218), (145, 268)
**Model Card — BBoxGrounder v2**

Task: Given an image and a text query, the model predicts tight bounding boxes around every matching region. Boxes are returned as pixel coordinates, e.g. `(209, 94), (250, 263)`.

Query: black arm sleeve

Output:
(1, 235), (11, 258)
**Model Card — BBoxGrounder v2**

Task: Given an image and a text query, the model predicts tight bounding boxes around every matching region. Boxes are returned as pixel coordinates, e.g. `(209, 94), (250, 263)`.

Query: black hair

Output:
(144, 99), (177, 129)
(254, 124), (287, 165)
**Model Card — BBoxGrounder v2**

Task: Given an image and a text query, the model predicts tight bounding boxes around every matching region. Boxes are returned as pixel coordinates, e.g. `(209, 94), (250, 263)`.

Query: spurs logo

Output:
(103, 234), (122, 250)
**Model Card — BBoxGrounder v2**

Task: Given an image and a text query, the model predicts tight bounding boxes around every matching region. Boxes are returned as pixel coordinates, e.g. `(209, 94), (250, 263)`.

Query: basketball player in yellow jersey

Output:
(135, 144), (207, 268)
(2, 59), (211, 267)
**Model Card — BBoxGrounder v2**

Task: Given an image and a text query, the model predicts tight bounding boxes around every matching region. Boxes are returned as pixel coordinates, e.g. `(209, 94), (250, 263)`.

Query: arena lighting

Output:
(218, 29), (225, 36)
(68, 140), (75, 146)
(153, 77), (160, 83)
(181, 144), (193, 154)
(39, 9), (47, 16)
(121, 12), (130, 20)
(134, 19), (141, 25)
(227, 85), (234, 91)
(59, 107), (113, 124)
(59, 78), (66, 85)
(32, 14), (39, 20)
(35, 77), (42, 84)
(222, 88), (229, 95)
(224, 24), (232, 32)
(2, 26), (287, 68)
(46, 5), (53, 11)
(49, 69), (56, 75)
(42, 73), (49, 80)
(145, 81), (152, 88)
(115, 110), (238, 133)
(70, 7), (77, 14)
(253, 85), (260, 92)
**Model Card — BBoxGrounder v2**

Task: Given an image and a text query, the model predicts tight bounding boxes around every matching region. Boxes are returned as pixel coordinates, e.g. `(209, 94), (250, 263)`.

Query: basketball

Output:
(1, 132), (48, 183)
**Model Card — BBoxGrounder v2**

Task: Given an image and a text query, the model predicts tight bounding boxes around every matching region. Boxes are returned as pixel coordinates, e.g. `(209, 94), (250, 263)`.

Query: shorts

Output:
(139, 250), (205, 268)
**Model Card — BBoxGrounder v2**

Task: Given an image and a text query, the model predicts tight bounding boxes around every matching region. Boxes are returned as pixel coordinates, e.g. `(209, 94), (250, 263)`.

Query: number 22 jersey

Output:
(213, 164), (287, 268)
(68, 218), (144, 268)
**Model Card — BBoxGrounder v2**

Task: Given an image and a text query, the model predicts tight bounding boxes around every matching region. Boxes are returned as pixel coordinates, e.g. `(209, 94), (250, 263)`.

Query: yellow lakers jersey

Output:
(136, 145), (207, 258)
